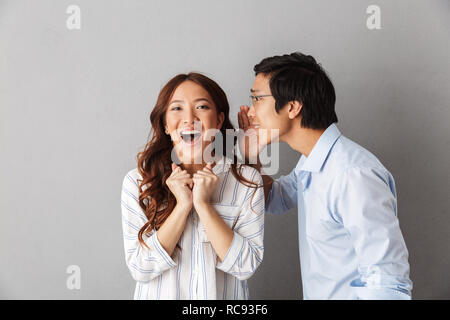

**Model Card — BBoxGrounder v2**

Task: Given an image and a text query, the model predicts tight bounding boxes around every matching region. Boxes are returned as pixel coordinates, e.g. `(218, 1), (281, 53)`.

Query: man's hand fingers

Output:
(238, 111), (243, 129)
(241, 106), (251, 128)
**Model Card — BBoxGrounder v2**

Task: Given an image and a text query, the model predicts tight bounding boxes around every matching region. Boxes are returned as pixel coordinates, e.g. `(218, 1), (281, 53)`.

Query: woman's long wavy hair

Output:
(136, 72), (261, 249)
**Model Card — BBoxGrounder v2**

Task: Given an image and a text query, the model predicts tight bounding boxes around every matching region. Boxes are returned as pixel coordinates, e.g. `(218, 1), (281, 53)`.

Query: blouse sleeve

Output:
(216, 167), (265, 280)
(121, 170), (177, 282)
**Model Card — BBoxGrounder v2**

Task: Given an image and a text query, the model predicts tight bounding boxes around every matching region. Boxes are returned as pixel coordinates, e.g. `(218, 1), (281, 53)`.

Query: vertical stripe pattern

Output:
(121, 155), (265, 300)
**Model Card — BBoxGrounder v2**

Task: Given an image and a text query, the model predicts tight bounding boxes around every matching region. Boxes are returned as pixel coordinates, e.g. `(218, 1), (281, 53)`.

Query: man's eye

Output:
(255, 96), (261, 102)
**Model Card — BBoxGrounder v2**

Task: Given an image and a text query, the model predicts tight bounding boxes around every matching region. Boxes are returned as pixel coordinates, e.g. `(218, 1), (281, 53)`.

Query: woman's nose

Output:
(182, 118), (201, 128)
(183, 118), (197, 124)
(183, 111), (199, 124)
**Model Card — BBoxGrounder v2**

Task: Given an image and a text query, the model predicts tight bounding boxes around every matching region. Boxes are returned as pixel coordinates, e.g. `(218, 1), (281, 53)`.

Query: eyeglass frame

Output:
(249, 94), (273, 106)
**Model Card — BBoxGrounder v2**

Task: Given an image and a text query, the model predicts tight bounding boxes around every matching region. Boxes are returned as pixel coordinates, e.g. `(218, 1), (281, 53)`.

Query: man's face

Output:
(248, 74), (290, 144)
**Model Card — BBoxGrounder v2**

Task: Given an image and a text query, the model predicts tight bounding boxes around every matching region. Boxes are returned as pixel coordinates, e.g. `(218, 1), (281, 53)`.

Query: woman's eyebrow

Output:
(194, 98), (211, 103)
(169, 99), (184, 105)
(169, 98), (211, 105)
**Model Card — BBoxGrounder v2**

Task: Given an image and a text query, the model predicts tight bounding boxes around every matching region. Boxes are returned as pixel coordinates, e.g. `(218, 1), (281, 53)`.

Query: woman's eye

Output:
(197, 105), (210, 109)
(171, 106), (182, 111)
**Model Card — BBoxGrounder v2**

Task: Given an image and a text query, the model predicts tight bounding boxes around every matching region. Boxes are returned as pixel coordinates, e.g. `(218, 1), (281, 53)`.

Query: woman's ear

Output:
(217, 112), (225, 129)
(288, 101), (302, 119)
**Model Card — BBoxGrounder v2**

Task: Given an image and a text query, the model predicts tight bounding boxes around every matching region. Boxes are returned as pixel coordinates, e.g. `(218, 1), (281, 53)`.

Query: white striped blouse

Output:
(120, 155), (265, 300)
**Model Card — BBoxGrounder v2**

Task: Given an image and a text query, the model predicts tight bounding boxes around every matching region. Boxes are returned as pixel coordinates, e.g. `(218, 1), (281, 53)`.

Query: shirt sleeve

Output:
(121, 171), (177, 282)
(216, 168), (265, 281)
(265, 169), (298, 215)
(335, 166), (413, 299)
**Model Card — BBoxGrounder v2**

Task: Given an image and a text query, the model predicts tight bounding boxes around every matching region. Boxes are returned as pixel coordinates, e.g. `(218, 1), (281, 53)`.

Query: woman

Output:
(120, 72), (265, 299)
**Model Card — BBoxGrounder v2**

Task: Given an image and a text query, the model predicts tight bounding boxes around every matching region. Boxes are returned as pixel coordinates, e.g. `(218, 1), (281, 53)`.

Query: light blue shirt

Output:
(265, 123), (412, 299)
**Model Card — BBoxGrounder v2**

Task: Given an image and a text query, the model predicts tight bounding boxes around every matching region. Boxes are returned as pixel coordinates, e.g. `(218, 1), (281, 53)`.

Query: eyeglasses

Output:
(249, 94), (272, 106)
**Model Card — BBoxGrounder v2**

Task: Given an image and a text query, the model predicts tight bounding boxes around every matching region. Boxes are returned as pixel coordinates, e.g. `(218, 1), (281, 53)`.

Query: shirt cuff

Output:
(264, 181), (288, 215)
(353, 286), (411, 300)
(216, 232), (244, 272)
(149, 232), (177, 269)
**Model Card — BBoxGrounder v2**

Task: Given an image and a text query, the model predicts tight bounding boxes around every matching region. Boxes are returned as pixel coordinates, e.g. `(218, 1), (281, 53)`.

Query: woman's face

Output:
(165, 80), (224, 164)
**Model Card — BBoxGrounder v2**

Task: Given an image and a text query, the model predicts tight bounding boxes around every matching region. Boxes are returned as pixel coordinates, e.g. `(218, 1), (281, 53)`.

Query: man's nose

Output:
(248, 105), (256, 118)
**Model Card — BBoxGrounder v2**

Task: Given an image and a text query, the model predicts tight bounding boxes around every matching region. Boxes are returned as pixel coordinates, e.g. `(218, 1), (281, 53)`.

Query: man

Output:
(237, 52), (413, 299)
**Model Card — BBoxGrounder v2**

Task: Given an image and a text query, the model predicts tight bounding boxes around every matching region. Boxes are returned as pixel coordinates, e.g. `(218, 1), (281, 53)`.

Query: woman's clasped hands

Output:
(165, 162), (219, 210)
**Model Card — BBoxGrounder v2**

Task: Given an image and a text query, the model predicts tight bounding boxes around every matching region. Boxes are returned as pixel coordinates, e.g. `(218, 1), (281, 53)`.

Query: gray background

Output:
(0, 0), (449, 299)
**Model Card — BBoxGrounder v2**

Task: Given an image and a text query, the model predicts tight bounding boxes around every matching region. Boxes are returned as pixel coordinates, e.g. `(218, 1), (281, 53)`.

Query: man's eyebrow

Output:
(250, 88), (261, 93)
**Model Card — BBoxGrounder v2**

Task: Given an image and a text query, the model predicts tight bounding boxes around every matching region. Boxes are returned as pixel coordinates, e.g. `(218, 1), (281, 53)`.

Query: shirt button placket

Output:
(192, 209), (199, 299)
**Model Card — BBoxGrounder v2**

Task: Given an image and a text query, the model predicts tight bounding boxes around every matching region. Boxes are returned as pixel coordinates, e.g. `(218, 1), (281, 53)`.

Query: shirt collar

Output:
(295, 123), (341, 173)
(212, 154), (232, 175)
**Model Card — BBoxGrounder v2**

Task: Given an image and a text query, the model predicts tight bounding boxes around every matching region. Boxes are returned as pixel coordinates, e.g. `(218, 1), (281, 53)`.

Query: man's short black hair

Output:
(254, 52), (338, 129)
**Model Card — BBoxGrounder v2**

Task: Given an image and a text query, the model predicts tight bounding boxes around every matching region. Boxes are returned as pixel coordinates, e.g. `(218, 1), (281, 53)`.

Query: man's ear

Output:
(217, 112), (225, 129)
(287, 101), (302, 119)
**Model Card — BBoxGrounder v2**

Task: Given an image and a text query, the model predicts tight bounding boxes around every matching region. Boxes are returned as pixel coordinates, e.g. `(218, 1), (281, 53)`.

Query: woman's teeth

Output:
(180, 130), (202, 143)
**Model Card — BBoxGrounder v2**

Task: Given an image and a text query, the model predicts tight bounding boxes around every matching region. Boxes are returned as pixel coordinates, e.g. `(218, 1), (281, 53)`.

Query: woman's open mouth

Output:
(179, 129), (202, 146)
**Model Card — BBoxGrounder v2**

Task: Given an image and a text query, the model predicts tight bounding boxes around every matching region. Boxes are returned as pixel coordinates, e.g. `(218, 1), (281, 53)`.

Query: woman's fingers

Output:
(192, 173), (209, 184)
(171, 163), (183, 174)
(204, 162), (214, 172)
(173, 172), (191, 182)
(170, 163), (182, 177)
(195, 169), (214, 176)
(193, 171), (217, 183)
(170, 164), (217, 190)
(175, 177), (193, 187)
(193, 172), (207, 179)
